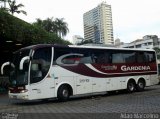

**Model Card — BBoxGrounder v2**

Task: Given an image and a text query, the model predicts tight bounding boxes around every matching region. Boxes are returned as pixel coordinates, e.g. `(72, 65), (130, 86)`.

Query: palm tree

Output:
(55, 18), (69, 38)
(33, 17), (69, 38)
(43, 17), (56, 33)
(8, 0), (27, 15)
(33, 18), (43, 27)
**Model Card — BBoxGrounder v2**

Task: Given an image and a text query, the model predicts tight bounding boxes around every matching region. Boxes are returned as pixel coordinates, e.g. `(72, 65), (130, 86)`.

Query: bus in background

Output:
(1, 44), (159, 101)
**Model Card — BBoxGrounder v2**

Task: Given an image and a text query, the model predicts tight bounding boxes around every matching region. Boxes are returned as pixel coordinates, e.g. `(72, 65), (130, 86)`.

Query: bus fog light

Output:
(22, 95), (28, 99)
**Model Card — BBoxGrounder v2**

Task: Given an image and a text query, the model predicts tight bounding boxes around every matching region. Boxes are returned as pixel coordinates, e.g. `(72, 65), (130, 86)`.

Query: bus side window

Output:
(137, 52), (145, 63)
(123, 52), (136, 63)
(97, 53), (110, 64)
(78, 49), (93, 64)
(112, 53), (124, 63)
(144, 52), (156, 63)
(91, 50), (110, 64)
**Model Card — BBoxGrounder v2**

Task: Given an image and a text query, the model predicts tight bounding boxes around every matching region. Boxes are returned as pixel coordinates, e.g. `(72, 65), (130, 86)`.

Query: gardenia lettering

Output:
(121, 65), (151, 71)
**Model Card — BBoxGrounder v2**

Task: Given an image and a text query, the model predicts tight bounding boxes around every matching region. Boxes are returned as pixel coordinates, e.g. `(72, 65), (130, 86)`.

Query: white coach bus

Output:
(1, 44), (159, 101)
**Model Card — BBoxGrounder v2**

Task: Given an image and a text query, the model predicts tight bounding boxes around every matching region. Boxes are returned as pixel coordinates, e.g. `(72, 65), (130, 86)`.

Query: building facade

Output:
(116, 35), (160, 49)
(83, 2), (114, 45)
(72, 35), (84, 45)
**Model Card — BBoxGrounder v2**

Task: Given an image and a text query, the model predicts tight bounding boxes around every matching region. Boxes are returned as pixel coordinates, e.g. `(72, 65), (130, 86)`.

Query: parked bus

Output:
(1, 44), (159, 101)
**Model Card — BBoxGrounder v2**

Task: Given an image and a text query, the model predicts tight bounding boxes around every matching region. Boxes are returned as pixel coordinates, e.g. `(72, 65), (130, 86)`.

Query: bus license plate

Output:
(13, 95), (17, 99)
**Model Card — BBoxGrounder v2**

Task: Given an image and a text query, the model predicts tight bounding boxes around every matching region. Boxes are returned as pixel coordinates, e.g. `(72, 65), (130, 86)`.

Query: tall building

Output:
(83, 2), (114, 44)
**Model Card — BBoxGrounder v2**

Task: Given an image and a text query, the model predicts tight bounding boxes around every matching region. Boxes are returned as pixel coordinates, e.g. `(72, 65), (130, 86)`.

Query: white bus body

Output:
(1, 44), (159, 101)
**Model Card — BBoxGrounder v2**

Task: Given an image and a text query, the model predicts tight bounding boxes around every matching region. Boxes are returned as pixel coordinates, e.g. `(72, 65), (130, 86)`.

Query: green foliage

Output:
(8, 0), (27, 15)
(33, 17), (69, 38)
(0, 10), (71, 45)
(0, 0), (27, 15)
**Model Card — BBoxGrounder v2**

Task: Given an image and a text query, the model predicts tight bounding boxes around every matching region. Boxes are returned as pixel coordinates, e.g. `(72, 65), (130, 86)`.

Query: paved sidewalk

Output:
(0, 85), (160, 119)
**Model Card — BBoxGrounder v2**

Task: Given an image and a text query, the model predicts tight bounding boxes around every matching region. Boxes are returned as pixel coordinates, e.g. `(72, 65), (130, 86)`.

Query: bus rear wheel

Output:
(57, 85), (70, 101)
(136, 79), (145, 91)
(127, 80), (136, 93)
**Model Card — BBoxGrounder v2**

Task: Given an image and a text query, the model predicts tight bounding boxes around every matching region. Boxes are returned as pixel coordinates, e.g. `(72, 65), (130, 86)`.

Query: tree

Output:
(8, 0), (27, 15)
(33, 18), (43, 27)
(0, 10), (72, 46)
(33, 17), (69, 38)
(43, 17), (57, 33)
(55, 18), (69, 38)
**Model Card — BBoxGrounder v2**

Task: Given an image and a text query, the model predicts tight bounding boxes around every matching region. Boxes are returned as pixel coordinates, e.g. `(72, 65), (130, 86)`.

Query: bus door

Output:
(29, 47), (54, 100)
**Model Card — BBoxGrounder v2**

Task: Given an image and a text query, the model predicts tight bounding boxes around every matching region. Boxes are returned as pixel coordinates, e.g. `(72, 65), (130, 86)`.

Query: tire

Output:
(127, 80), (136, 93)
(57, 85), (70, 101)
(136, 79), (145, 91)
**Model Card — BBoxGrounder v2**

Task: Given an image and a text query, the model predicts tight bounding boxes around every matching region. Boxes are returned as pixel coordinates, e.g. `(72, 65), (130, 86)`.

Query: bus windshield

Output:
(10, 50), (30, 86)
(30, 47), (52, 84)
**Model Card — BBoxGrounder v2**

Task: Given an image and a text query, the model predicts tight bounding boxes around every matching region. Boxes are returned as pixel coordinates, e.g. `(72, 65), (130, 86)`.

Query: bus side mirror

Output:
(19, 56), (30, 70)
(1, 62), (15, 75)
(1, 62), (10, 75)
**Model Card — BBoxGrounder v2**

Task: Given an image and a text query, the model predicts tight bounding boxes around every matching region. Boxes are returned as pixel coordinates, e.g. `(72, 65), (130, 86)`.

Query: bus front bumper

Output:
(9, 92), (29, 100)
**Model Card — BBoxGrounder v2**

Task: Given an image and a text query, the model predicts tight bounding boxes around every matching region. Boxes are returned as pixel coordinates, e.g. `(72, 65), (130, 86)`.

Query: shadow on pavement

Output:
(4, 85), (159, 106)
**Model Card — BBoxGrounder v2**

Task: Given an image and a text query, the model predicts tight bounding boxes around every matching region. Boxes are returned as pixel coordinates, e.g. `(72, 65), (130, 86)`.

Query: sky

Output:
(14, 0), (160, 43)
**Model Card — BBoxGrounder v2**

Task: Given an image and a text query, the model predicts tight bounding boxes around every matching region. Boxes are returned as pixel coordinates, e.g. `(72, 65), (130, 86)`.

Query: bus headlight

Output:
(20, 89), (28, 93)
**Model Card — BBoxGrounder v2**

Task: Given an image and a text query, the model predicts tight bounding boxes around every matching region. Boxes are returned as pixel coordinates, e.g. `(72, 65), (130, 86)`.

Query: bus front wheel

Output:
(57, 85), (70, 101)
(127, 80), (136, 93)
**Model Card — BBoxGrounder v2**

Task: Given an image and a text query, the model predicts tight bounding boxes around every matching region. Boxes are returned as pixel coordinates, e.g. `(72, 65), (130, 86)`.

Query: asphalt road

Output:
(0, 84), (160, 119)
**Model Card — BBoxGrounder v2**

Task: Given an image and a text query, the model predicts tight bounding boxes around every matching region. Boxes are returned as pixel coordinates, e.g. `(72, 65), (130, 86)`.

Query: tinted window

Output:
(54, 48), (79, 65)
(112, 53), (124, 63)
(111, 51), (136, 64)
(10, 50), (30, 86)
(54, 48), (156, 65)
(123, 52), (136, 63)
(137, 52), (145, 63)
(78, 49), (93, 63)
(144, 52), (156, 63)
(54, 48), (93, 65)
(91, 49), (111, 64)
(30, 47), (51, 84)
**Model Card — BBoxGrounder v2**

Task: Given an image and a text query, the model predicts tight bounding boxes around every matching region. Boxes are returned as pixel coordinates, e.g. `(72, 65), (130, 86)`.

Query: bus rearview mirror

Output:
(19, 56), (30, 70)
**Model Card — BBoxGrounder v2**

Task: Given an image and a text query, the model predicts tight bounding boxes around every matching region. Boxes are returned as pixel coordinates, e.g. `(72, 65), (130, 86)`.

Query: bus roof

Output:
(68, 45), (155, 52)
(17, 44), (155, 52)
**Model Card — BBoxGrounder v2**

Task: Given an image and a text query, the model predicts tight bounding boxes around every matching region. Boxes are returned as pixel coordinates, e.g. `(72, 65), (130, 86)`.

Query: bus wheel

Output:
(136, 79), (145, 91)
(127, 80), (136, 93)
(57, 85), (70, 101)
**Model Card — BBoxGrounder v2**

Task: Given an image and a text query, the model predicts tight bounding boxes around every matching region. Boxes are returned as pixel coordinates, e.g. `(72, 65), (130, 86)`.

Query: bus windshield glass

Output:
(10, 50), (30, 86)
